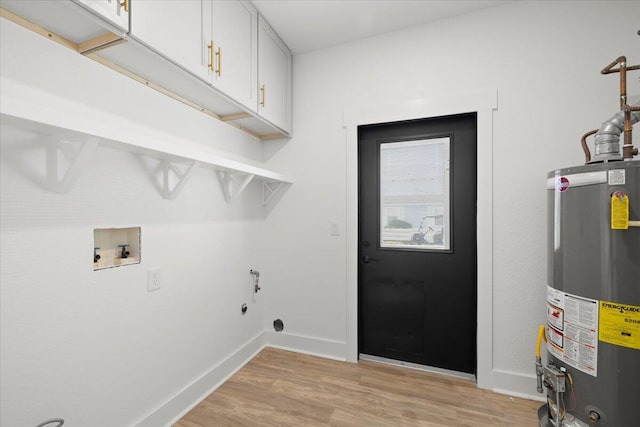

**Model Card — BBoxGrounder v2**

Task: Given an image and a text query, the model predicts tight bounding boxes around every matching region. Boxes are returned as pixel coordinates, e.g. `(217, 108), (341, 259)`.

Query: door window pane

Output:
(380, 137), (450, 250)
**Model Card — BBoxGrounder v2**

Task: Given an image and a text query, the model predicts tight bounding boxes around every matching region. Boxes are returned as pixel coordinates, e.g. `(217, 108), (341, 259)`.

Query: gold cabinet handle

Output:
(260, 84), (266, 107)
(207, 41), (214, 71)
(215, 47), (221, 77)
(120, 0), (128, 13)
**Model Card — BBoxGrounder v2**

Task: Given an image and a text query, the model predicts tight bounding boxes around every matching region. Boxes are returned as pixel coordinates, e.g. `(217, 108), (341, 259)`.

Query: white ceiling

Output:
(252, 0), (513, 55)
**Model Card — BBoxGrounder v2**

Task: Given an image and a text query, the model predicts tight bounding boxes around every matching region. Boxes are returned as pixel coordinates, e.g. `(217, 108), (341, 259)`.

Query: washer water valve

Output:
(118, 244), (130, 259)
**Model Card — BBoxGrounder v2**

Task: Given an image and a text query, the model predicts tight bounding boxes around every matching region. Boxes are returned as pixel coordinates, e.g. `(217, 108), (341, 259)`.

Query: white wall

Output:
(2, 1), (639, 425)
(0, 19), (268, 427)
(260, 0), (640, 397)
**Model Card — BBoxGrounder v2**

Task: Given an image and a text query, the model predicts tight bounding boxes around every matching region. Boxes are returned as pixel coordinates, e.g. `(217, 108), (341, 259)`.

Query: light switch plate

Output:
(330, 221), (339, 236)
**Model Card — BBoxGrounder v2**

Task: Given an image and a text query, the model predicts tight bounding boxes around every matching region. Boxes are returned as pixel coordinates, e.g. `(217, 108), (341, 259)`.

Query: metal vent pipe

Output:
(593, 106), (640, 162)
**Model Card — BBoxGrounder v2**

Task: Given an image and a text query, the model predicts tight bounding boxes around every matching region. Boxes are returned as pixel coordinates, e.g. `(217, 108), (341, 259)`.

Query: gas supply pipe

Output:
(535, 325), (547, 394)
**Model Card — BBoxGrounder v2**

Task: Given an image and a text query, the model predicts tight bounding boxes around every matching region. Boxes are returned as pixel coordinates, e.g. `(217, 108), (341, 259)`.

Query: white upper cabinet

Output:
(3, 0), (292, 138)
(208, 0), (258, 113)
(129, 1), (209, 82)
(74, 0), (129, 32)
(257, 15), (292, 134)
(130, 0), (257, 112)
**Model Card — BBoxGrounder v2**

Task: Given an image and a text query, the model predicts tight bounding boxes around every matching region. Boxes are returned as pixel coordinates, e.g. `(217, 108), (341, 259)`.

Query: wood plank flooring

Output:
(174, 348), (540, 427)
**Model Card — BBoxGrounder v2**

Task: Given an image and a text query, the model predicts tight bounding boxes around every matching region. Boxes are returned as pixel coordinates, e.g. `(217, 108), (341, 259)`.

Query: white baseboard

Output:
(135, 332), (541, 427)
(134, 332), (266, 427)
(133, 331), (347, 427)
(491, 369), (546, 402)
(263, 330), (348, 361)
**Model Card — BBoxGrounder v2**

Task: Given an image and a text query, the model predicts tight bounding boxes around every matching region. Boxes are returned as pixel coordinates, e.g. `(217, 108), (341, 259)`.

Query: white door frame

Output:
(343, 90), (497, 390)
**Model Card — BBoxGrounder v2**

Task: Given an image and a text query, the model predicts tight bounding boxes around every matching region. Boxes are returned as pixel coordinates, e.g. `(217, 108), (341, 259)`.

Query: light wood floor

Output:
(175, 348), (540, 427)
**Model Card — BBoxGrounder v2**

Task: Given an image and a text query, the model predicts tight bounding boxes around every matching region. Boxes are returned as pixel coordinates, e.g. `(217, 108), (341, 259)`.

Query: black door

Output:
(358, 113), (477, 374)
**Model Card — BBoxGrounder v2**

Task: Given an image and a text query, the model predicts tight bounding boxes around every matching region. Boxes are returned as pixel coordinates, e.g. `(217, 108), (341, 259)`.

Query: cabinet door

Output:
(74, 0), (128, 31)
(211, 0), (257, 112)
(130, 0), (210, 82)
(257, 15), (291, 133)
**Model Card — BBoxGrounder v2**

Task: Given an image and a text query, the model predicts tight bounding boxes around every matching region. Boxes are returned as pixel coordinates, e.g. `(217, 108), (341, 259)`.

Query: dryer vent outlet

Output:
(273, 319), (284, 332)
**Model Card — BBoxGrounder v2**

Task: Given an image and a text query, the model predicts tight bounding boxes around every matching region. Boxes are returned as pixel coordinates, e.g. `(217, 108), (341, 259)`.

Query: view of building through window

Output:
(380, 137), (450, 250)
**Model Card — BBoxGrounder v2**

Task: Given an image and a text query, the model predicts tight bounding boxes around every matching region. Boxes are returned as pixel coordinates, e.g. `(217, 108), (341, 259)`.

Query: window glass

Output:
(380, 137), (450, 250)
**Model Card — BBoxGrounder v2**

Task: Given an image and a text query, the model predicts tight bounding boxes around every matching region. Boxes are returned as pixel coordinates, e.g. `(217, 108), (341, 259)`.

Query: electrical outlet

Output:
(148, 268), (161, 292)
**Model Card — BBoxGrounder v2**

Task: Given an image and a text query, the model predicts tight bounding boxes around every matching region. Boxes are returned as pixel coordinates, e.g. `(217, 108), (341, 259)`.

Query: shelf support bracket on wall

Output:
(162, 160), (199, 200)
(46, 136), (99, 193)
(3, 112), (292, 206)
(262, 181), (284, 205)
(218, 171), (255, 202)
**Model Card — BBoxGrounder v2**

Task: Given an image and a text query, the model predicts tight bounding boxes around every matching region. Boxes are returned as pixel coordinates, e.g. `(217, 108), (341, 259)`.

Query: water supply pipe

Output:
(580, 129), (597, 164)
(588, 56), (640, 162)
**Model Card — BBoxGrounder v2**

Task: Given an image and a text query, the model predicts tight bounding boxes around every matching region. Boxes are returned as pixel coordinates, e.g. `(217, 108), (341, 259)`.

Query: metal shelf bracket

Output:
(218, 171), (255, 202)
(162, 160), (200, 200)
(47, 136), (99, 193)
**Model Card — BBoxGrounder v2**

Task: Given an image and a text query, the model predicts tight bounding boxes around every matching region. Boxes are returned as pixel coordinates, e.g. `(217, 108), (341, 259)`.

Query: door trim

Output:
(343, 89), (497, 390)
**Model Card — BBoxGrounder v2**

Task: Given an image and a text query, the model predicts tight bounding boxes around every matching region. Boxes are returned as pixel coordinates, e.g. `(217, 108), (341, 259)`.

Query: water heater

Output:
(538, 56), (640, 427)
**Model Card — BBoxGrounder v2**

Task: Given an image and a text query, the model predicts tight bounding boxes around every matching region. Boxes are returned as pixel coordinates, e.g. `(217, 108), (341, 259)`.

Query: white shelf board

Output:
(0, 77), (292, 186)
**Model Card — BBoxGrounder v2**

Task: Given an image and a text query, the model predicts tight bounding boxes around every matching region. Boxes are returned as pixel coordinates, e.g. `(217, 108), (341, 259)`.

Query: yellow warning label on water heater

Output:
(611, 192), (629, 229)
(599, 301), (640, 350)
